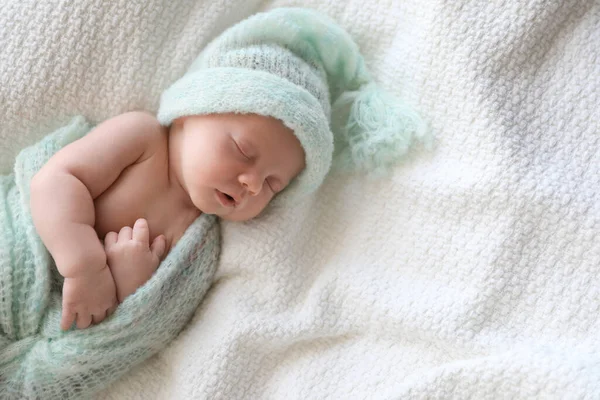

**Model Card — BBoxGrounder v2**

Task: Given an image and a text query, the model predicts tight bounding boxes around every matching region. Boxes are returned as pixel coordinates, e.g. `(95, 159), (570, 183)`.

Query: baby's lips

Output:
(215, 189), (236, 207)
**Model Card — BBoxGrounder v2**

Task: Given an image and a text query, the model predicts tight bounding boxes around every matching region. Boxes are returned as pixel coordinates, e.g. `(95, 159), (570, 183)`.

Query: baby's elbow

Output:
(30, 167), (64, 214)
(30, 170), (51, 226)
(30, 169), (50, 199)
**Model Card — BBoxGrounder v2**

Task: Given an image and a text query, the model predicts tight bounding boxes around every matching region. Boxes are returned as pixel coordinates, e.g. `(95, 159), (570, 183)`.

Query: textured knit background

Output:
(1, 0), (599, 398)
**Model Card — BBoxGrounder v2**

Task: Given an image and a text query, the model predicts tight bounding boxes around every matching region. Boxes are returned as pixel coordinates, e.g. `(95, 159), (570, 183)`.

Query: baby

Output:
(30, 111), (305, 330)
(29, 8), (425, 331)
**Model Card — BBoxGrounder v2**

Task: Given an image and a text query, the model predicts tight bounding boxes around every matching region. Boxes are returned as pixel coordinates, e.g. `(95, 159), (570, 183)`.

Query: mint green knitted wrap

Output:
(0, 117), (220, 399)
(158, 8), (427, 206)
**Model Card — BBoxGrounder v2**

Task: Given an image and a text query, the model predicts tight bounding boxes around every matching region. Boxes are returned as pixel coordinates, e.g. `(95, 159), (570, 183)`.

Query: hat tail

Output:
(332, 83), (429, 173)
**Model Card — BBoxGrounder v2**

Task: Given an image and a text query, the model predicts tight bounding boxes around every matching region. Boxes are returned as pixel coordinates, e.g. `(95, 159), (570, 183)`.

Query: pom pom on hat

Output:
(332, 83), (428, 174)
(158, 7), (428, 204)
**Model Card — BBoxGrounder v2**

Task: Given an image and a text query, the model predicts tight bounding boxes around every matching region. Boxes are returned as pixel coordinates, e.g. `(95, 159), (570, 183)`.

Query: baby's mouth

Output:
(216, 189), (236, 208)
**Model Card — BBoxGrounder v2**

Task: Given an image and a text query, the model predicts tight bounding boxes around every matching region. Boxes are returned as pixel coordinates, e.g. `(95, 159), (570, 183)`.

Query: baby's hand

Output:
(105, 218), (166, 303)
(61, 266), (118, 330)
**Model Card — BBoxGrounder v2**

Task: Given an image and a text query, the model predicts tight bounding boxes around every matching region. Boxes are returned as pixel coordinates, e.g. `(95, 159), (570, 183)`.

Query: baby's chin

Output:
(218, 208), (263, 222)
(217, 200), (272, 221)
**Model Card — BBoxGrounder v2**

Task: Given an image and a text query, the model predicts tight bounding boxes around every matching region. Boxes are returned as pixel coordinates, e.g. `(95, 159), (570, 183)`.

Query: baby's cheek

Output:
(261, 190), (278, 209)
(238, 193), (273, 221)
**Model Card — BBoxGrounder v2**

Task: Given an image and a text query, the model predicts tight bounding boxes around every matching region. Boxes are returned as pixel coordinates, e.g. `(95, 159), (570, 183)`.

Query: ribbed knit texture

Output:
(158, 8), (426, 205)
(0, 117), (220, 399)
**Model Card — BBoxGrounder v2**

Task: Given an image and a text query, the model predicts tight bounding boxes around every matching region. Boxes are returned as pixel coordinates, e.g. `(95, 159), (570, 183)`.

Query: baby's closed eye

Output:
(231, 136), (252, 160)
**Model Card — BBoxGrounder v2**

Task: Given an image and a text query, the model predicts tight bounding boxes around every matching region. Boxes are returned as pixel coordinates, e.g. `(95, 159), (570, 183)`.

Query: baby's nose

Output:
(239, 173), (262, 196)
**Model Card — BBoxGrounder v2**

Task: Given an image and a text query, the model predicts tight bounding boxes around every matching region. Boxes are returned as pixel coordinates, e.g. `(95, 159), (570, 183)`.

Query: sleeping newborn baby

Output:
(31, 111), (305, 330)
(28, 7), (426, 332)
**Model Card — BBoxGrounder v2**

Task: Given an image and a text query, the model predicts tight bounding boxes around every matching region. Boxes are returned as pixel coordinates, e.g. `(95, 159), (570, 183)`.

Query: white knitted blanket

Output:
(1, 0), (599, 398)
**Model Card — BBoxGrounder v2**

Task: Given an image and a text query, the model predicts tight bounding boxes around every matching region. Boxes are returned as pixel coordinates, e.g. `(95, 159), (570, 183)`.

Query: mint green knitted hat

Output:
(158, 7), (426, 205)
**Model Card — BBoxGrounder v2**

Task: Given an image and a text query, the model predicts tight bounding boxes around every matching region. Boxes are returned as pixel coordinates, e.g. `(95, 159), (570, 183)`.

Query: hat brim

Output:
(158, 67), (333, 205)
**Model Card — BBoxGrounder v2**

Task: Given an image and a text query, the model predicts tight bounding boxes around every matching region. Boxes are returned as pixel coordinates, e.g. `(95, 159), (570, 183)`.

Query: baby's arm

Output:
(30, 111), (164, 330)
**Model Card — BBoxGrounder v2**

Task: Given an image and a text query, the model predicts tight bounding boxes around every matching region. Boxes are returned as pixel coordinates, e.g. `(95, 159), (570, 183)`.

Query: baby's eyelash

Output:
(232, 138), (250, 160)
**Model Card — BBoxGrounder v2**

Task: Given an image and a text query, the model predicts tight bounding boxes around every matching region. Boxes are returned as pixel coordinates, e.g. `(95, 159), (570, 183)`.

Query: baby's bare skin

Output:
(93, 123), (199, 254)
(30, 111), (305, 331)
(105, 218), (166, 304)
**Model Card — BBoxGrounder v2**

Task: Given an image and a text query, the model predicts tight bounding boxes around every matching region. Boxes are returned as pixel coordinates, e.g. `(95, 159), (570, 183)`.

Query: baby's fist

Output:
(104, 218), (166, 302)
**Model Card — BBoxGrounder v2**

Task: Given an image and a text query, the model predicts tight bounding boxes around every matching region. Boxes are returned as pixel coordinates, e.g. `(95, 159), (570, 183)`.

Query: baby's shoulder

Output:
(102, 111), (168, 160)
(107, 111), (165, 140)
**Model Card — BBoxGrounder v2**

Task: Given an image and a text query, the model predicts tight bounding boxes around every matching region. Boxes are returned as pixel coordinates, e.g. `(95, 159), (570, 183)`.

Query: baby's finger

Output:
(150, 235), (167, 260)
(107, 304), (118, 317)
(76, 312), (92, 329)
(91, 312), (105, 325)
(60, 308), (76, 331)
(118, 226), (133, 242)
(132, 218), (150, 244)
(104, 231), (118, 250)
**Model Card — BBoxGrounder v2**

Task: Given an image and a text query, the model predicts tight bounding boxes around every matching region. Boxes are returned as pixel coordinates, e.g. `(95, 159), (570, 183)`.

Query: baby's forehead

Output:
(182, 112), (287, 130)
(224, 112), (289, 128)
(213, 113), (300, 147)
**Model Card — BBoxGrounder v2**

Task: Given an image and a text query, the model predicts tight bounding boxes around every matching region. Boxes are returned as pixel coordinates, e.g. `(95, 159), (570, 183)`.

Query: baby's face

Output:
(172, 113), (305, 221)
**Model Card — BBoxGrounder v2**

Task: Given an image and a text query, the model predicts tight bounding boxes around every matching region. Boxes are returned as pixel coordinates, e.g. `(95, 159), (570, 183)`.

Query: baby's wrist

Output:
(60, 262), (110, 280)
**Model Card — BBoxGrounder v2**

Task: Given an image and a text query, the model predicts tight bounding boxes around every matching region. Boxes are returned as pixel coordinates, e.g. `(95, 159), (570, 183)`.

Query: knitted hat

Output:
(158, 7), (426, 205)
